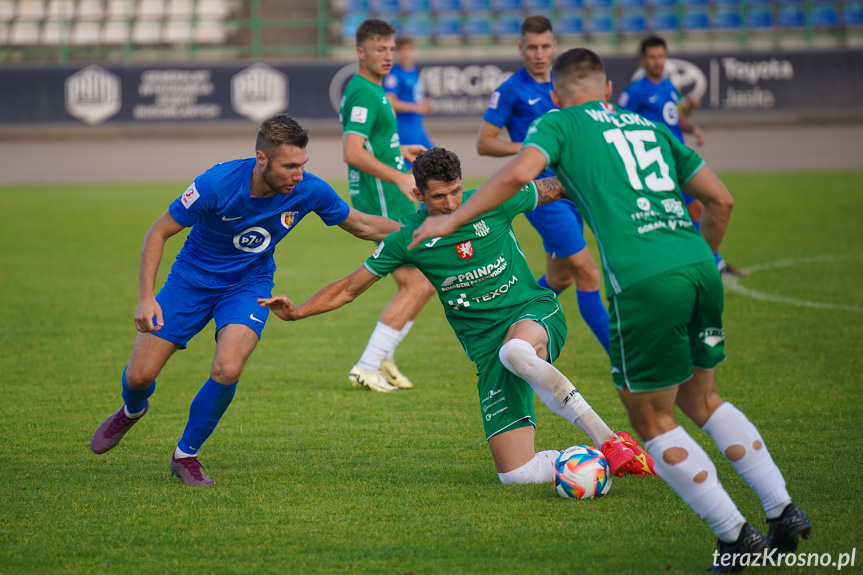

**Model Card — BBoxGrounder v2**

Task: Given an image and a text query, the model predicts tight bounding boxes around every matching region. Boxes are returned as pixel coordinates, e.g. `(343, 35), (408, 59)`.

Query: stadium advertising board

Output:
(0, 49), (860, 126)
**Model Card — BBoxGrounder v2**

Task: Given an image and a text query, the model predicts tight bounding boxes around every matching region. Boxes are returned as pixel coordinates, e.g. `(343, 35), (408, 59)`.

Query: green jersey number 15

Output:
(603, 128), (675, 192)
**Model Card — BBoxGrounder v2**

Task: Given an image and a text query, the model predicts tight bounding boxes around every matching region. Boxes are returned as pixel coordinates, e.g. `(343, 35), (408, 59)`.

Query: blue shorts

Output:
(681, 191), (698, 205)
(524, 199), (587, 258)
(153, 272), (273, 349)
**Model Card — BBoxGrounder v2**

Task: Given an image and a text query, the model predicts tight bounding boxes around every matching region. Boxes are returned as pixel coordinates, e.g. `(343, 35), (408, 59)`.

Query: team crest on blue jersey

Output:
(600, 102), (617, 114)
(281, 211), (299, 230)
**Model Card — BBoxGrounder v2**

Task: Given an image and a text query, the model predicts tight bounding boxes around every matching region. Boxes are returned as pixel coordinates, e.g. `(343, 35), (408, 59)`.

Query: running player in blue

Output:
(90, 114), (400, 486)
(477, 15), (610, 355)
(384, 36), (433, 169)
(618, 35), (749, 278)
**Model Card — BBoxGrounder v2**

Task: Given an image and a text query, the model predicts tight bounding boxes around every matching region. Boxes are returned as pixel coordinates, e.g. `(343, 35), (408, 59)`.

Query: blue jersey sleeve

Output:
(168, 177), (216, 228)
(305, 175), (351, 225)
(617, 82), (642, 114)
(482, 79), (517, 130)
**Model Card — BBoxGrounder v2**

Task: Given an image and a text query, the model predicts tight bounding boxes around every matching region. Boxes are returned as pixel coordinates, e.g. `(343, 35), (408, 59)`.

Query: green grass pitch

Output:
(1, 172), (861, 574)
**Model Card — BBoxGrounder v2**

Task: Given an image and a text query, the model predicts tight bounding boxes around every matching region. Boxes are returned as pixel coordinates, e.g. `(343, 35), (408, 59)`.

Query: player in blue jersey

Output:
(618, 35), (749, 278)
(477, 15), (610, 356)
(90, 114), (400, 486)
(384, 36), (434, 169)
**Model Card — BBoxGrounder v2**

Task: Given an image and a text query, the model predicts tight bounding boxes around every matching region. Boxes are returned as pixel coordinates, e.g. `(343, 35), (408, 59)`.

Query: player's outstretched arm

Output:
(338, 207), (401, 242)
(344, 133), (417, 203)
(682, 165), (733, 253)
(135, 210), (185, 332)
(408, 146), (547, 250)
(259, 266), (381, 321)
(476, 121), (521, 157)
(679, 114), (705, 146)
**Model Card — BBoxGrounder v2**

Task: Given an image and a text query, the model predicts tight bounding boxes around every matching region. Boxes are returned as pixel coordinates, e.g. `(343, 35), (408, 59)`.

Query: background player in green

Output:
(340, 18), (436, 393)
(409, 49), (810, 572)
(259, 147), (655, 483)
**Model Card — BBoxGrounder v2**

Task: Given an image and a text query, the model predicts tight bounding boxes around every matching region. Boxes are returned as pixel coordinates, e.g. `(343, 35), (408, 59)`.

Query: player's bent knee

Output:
(125, 366), (159, 388)
(211, 363), (244, 384)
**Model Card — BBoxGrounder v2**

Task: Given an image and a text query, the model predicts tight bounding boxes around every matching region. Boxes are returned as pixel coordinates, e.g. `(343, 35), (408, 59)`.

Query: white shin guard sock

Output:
(702, 402), (792, 519)
(645, 426), (746, 542)
(498, 450), (559, 484)
(384, 320), (413, 361)
(498, 339), (612, 446)
(357, 322), (401, 371)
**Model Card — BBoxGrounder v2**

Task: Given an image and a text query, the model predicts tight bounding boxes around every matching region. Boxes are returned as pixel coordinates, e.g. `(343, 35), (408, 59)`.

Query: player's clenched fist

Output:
(258, 295), (300, 321)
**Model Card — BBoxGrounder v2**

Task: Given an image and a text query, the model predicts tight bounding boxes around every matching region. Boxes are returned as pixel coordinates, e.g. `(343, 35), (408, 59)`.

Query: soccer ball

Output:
(553, 445), (612, 500)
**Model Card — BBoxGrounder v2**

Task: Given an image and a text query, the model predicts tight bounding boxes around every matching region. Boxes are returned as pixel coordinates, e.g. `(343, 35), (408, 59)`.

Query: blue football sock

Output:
(121, 366), (156, 414)
(576, 290), (610, 356)
(178, 378), (238, 455)
(537, 274), (563, 296)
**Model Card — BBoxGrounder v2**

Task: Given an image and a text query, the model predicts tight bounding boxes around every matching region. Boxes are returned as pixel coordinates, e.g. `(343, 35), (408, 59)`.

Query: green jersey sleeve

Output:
(523, 110), (565, 169)
(364, 229), (409, 278)
(341, 83), (379, 139)
(500, 181), (539, 220)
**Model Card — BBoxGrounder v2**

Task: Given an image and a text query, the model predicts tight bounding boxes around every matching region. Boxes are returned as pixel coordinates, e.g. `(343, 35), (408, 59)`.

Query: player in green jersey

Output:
(259, 147), (656, 483)
(339, 18), (436, 393)
(409, 49), (810, 572)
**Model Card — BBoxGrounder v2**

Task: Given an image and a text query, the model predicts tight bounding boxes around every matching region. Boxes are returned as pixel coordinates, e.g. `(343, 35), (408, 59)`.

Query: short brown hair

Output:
(395, 36), (414, 50)
(411, 147), (462, 193)
(356, 18), (396, 46)
(521, 14), (553, 37)
(256, 114), (309, 160)
(551, 48), (605, 97)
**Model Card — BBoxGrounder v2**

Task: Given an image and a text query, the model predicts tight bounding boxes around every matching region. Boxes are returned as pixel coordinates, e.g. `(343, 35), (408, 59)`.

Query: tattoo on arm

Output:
(535, 177), (565, 205)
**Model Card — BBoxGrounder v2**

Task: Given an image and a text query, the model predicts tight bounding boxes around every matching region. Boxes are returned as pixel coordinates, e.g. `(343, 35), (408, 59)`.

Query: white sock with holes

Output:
(702, 402), (792, 519)
(383, 321), (413, 361)
(497, 450), (560, 484)
(645, 426), (746, 542)
(357, 322), (400, 371)
(498, 339), (613, 447)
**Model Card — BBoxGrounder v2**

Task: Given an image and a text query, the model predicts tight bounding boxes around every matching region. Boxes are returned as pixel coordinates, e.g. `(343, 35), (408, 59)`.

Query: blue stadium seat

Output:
(342, 11), (368, 41)
(525, 0), (552, 9)
(494, 10), (523, 35)
(715, 8), (742, 28)
(683, 0), (710, 5)
(402, 0), (431, 10)
(747, 0), (773, 4)
(587, 10), (613, 33)
(432, 0), (462, 12)
(464, 0), (491, 9)
(555, 0), (584, 8)
(747, 7), (774, 27)
(620, 11), (647, 32)
(683, 8), (710, 30)
(651, 10), (678, 29)
(372, 0), (401, 12)
(716, 0), (741, 5)
(492, 0), (524, 10)
(648, 0), (678, 6)
(812, 5), (840, 26)
(557, 12), (584, 33)
(432, 11), (463, 36)
(777, 0), (804, 4)
(465, 11), (493, 36)
(619, 0), (646, 6)
(346, 0), (371, 12)
(401, 15), (431, 38)
(585, 0), (612, 7)
(778, 5), (805, 27)
(844, 3), (863, 26)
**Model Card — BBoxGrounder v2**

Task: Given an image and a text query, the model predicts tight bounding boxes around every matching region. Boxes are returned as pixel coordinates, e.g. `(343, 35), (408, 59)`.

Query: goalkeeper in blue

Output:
(90, 114), (400, 486)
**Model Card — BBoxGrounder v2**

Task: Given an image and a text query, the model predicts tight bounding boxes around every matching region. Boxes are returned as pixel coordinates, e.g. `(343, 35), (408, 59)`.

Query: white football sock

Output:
(702, 402), (792, 519)
(174, 446), (196, 459)
(498, 450), (560, 484)
(645, 426), (746, 542)
(357, 322), (401, 371)
(384, 320), (413, 361)
(498, 338), (613, 447)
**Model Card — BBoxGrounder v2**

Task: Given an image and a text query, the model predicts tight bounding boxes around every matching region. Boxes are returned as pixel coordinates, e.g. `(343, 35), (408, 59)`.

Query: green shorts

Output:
(476, 297), (567, 440)
(610, 260), (727, 392)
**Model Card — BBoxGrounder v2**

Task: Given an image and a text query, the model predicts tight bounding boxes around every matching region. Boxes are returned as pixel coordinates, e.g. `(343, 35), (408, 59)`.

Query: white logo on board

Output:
(231, 63), (288, 122)
(65, 65), (121, 125)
